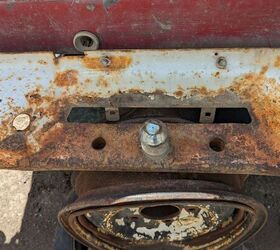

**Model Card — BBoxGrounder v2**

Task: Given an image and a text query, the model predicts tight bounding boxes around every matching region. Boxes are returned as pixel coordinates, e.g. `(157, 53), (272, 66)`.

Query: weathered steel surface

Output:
(1, 49), (280, 175)
(0, 1), (280, 52)
(58, 179), (267, 249)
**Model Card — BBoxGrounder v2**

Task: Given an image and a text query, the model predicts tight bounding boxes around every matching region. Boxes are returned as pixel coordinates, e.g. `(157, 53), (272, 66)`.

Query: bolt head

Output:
(140, 120), (167, 147)
(12, 114), (31, 131)
(140, 119), (170, 159)
(216, 57), (227, 69)
(100, 56), (111, 67)
(145, 122), (160, 135)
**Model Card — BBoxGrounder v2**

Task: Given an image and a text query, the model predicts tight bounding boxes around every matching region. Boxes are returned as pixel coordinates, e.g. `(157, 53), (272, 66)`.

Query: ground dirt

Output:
(0, 171), (279, 250)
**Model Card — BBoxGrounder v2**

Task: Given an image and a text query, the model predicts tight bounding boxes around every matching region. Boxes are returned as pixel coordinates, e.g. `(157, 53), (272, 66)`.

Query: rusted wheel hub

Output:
(59, 176), (266, 249)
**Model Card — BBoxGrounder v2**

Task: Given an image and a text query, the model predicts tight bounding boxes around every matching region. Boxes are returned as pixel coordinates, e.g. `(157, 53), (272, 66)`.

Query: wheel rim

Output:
(59, 180), (267, 250)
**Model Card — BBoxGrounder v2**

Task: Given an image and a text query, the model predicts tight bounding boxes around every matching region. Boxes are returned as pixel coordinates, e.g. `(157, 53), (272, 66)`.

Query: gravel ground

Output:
(0, 171), (279, 250)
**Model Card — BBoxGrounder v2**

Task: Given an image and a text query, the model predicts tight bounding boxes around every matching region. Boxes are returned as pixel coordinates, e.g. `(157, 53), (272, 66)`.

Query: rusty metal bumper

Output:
(1, 49), (280, 175)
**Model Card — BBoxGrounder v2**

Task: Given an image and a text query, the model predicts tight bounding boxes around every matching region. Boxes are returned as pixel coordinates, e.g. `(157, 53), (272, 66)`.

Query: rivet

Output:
(12, 114), (31, 131)
(216, 56), (227, 69)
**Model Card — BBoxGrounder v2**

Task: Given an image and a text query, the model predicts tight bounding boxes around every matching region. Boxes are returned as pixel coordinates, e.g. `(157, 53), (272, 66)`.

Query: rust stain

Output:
(189, 86), (224, 97)
(260, 65), (268, 75)
(0, 150), (25, 166)
(54, 70), (78, 87)
(38, 123), (64, 148)
(83, 56), (132, 71)
(0, 119), (10, 141)
(153, 89), (166, 95)
(174, 86), (185, 97)
(213, 72), (220, 77)
(174, 90), (183, 97)
(38, 60), (47, 65)
(231, 71), (280, 155)
(274, 56), (280, 68)
(53, 57), (59, 65)
(2, 54), (280, 173)
(128, 88), (141, 94)
(26, 92), (43, 106)
(85, 78), (92, 84)
(97, 77), (109, 88)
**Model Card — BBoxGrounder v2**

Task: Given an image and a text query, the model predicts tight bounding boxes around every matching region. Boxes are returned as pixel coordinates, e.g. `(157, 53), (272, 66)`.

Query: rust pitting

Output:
(54, 70), (79, 87)
(153, 89), (167, 95)
(97, 76), (109, 88)
(85, 78), (92, 84)
(2, 55), (280, 174)
(174, 86), (185, 98)
(274, 56), (280, 68)
(260, 65), (268, 75)
(213, 72), (220, 78)
(38, 60), (47, 65)
(26, 92), (43, 106)
(83, 56), (132, 71)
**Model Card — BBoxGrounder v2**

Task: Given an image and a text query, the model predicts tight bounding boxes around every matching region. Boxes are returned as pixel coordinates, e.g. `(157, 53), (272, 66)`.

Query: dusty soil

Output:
(0, 171), (72, 250)
(0, 172), (279, 250)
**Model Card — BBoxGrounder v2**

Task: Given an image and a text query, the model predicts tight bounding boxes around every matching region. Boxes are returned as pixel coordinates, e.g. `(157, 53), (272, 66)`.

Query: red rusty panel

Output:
(20, 123), (279, 176)
(0, 0), (280, 52)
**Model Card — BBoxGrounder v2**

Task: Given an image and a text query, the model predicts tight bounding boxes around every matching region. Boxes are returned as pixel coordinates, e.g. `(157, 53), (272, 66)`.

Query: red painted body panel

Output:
(0, 0), (279, 52)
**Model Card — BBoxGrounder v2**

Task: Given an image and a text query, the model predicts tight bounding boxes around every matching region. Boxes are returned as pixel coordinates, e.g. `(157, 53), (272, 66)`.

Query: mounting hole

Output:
(209, 138), (225, 152)
(92, 137), (106, 150)
(73, 31), (99, 52)
(140, 205), (180, 220)
(214, 52), (219, 56)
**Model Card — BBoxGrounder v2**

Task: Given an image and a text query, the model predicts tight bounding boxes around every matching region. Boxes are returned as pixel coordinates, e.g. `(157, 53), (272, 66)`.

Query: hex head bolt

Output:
(140, 119), (171, 160)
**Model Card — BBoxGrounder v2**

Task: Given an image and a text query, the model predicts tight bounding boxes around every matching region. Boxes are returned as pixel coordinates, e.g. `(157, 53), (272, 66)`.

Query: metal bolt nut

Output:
(100, 56), (111, 67)
(146, 122), (161, 136)
(12, 114), (31, 131)
(140, 119), (171, 160)
(216, 56), (227, 69)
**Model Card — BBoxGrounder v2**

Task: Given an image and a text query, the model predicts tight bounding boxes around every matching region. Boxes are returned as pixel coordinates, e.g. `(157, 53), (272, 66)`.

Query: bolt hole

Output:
(140, 205), (180, 220)
(80, 36), (94, 48)
(214, 52), (219, 56)
(209, 138), (225, 152)
(73, 31), (99, 52)
(205, 112), (211, 117)
(92, 137), (106, 150)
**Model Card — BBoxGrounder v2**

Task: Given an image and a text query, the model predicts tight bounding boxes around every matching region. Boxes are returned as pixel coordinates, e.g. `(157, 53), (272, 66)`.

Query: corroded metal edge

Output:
(0, 49), (280, 174)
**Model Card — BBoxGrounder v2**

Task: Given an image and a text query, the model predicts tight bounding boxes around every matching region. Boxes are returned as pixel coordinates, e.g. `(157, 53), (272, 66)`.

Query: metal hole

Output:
(73, 31), (99, 52)
(140, 205), (180, 220)
(80, 36), (94, 47)
(92, 137), (106, 150)
(209, 138), (225, 152)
